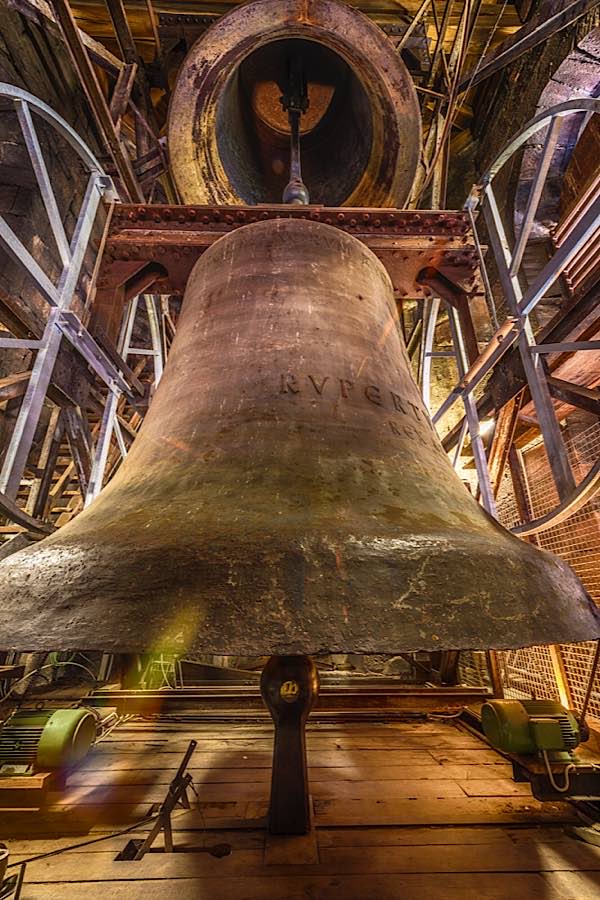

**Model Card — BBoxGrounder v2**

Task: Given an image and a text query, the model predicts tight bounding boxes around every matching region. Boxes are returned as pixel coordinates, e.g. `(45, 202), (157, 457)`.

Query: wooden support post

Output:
(105, 0), (138, 65)
(485, 650), (504, 699)
(50, 0), (143, 202)
(109, 62), (138, 133)
(487, 392), (523, 498)
(25, 405), (61, 515)
(64, 406), (92, 496)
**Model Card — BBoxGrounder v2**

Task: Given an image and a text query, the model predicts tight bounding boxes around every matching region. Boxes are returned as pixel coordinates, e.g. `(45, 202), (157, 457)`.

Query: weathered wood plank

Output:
(48, 778), (468, 807)
(14, 838), (600, 882)
(5, 873), (558, 900)
(67, 763), (513, 787)
(3, 829), (265, 856)
(311, 797), (578, 827)
(542, 870), (600, 900)
(77, 750), (444, 770)
(458, 779), (533, 797)
(317, 825), (568, 848)
(91, 734), (484, 751)
(431, 749), (506, 764)
(0, 800), (257, 837)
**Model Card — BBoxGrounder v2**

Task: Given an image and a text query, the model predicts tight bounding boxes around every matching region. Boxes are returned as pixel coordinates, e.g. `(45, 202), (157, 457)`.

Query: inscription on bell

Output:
(279, 372), (426, 424)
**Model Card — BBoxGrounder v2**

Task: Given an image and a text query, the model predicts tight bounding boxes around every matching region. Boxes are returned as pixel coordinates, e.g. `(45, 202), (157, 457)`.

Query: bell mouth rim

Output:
(168, 0), (421, 208)
(1, 524), (598, 655)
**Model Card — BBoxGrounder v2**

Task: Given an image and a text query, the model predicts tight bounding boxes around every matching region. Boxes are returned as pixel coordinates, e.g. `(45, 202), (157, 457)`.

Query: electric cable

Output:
(542, 749), (575, 793)
(0, 661), (97, 702)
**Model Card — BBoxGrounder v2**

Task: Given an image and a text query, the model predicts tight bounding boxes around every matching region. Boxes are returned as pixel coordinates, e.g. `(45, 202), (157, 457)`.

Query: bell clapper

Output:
(260, 655), (319, 834)
(280, 54), (310, 205)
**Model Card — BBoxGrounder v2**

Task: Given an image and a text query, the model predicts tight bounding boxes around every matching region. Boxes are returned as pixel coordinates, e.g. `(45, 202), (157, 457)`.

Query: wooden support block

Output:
(0, 771), (56, 808)
(264, 798), (318, 865)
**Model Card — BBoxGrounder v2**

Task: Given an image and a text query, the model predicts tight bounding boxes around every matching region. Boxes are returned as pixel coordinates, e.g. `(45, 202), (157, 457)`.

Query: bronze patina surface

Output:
(0, 219), (598, 653)
(168, 0), (421, 207)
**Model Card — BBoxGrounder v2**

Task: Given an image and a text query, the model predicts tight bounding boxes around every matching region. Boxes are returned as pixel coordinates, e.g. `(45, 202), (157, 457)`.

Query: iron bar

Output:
(0, 174), (105, 498)
(509, 115), (562, 277)
(419, 296), (441, 410)
(56, 312), (133, 398)
(0, 217), (60, 306)
(511, 458), (600, 537)
(432, 318), (520, 424)
(397, 0), (431, 53)
(86, 389), (119, 505)
(458, 0), (600, 92)
(466, 204), (499, 329)
(0, 339), (42, 350)
(0, 82), (108, 174)
(144, 294), (164, 385)
(531, 341), (600, 353)
(518, 193), (600, 317)
(452, 417), (469, 470)
(447, 303), (496, 515)
(15, 99), (71, 267)
(482, 184), (576, 500)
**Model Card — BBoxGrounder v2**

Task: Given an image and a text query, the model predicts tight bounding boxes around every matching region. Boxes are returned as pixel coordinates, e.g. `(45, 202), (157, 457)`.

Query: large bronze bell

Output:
(0, 218), (598, 653)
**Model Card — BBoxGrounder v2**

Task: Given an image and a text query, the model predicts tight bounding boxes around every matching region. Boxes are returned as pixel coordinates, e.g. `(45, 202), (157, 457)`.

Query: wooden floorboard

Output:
(12, 872), (570, 900)
(1, 716), (596, 899)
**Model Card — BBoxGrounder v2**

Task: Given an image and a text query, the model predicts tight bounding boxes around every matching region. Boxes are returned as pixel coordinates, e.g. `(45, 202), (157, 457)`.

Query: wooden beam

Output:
(8, 0), (123, 75)
(547, 375), (600, 416)
(458, 0), (600, 92)
(50, 0), (144, 202)
(109, 62), (138, 133)
(0, 372), (32, 403)
(0, 287), (41, 340)
(486, 392), (523, 498)
(104, 0), (138, 65)
(33, 411), (65, 519)
(64, 406), (92, 496)
(0, 489), (55, 534)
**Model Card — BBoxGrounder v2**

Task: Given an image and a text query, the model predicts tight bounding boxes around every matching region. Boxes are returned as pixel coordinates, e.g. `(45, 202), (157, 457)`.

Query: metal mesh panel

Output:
(497, 647), (561, 701)
(492, 420), (600, 714)
(560, 641), (600, 716)
(457, 650), (490, 688)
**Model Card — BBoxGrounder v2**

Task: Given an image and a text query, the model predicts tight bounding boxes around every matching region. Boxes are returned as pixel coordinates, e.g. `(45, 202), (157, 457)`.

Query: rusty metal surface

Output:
(168, 0), (421, 208)
(96, 205), (480, 316)
(1, 219), (598, 654)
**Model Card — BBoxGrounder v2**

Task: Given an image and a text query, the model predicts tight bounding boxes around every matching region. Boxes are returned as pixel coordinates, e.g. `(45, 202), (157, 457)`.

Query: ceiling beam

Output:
(8, 0), (123, 75)
(458, 0), (600, 93)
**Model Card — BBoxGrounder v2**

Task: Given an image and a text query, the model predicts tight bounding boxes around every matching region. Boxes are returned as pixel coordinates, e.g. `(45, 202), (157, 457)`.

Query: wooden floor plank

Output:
(542, 870), (600, 899)
(0, 829), (265, 856)
(48, 778), (472, 807)
(77, 749), (444, 770)
(458, 779), (534, 797)
(2, 715), (592, 900)
(15, 838), (600, 881)
(92, 734), (483, 752)
(317, 825), (567, 847)
(11, 873), (558, 900)
(311, 797), (578, 826)
(67, 763), (514, 787)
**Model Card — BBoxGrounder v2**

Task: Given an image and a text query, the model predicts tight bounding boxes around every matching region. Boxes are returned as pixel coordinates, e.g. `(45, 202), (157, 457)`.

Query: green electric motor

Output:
(0, 708), (96, 774)
(481, 699), (581, 757)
